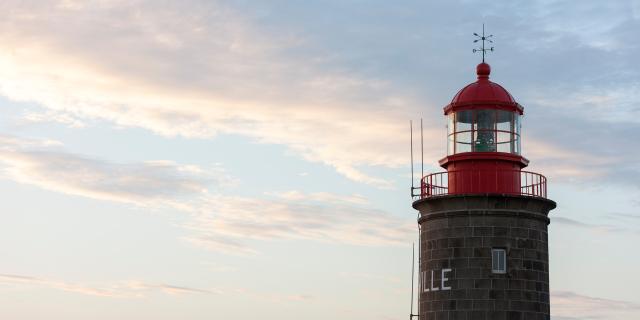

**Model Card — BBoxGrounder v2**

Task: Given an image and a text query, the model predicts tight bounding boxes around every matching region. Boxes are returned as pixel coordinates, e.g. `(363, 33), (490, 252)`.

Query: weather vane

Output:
(473, 24), (493, 63)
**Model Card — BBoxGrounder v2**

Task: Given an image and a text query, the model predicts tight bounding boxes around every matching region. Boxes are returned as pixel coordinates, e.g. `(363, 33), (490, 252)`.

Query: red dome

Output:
(444, 63), (522, 114)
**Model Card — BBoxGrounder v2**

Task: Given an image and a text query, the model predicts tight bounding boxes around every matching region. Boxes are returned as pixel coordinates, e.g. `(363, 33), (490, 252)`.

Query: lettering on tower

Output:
(419, 268), (452, 292)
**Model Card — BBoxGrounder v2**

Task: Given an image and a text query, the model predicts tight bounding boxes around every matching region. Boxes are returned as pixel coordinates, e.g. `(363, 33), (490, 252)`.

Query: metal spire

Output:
(473, 24), (494, 63)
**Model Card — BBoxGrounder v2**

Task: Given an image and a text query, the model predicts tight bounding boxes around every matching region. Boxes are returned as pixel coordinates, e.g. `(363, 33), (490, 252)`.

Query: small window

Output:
(456, 110), (473, 132)
(455, 131), (472, 153)
(448, 134), (455, 155)
(492, 248), (507, 274)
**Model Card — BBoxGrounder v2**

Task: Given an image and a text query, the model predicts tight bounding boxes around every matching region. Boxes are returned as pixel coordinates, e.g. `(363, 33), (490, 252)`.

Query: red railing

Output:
(414, 170), (547, 199)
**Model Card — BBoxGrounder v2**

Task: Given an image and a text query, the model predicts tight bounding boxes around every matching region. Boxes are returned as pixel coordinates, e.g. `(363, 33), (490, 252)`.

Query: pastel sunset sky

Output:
(0, 1), (639, 319)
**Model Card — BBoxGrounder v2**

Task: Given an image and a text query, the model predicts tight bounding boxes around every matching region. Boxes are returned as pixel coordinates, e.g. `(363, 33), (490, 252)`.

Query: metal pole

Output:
(410, 242), (415, 320)
(421, 118), (424, 180)
(410, 120), (414, 197)
(417, 222), (421, 318)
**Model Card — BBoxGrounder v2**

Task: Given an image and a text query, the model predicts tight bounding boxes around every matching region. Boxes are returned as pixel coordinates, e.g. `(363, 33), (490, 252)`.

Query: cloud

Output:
(0, 136), (413, 254)
(551, 290), (640, 320)
(184, 192), (414, 255)
(201, 262), (236, 273)
(0, 273), (213, 298)
(0, 134), (62, 148)
(0, 149), (229, 207)
(338, 271), (401, 284)
(516, 1), (631, 51)
(524, 139), (614, 182)
(551, 216), (640, 236)
(231, 287), (314, 304)
(0, 1), (637, 189)
(0, 273), (314, 304)
(607, 212), (640, 220)
(0, 0), (435, 187)
(22, 110), (86, 128)
(125, 282), (216, 295)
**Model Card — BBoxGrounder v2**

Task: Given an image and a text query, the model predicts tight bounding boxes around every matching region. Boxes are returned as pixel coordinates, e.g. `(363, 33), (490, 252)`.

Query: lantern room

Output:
(447, 108), (521, 155)
(418, 62), (547, 198)
(445, 63), (523, 155)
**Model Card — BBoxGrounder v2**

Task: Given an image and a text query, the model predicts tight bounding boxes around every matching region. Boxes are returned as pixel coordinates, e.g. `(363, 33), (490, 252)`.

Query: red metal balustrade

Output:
(414, 170), (547, 199)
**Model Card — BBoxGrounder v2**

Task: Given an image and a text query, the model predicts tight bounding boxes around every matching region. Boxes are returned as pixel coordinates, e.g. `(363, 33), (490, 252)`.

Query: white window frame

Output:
(492, 248), (507, 274)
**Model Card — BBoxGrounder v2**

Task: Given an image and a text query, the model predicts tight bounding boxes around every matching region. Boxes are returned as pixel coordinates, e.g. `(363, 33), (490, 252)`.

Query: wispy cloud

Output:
(0, 273), (213, 298)
(0, 136), (413, 254)
(231, 288), (314, 304)
(552, 290), (640, 320)
(0, 0), (432, 187)
(0, 134), (62, 148)
(201, 262), (237, 273)
(0, 1), (637, 189)
(0, 273), (313, 303)
(184, 192), (414, 255)
(607, 212), (640, 221)
(338, 271), (402, 284)
(0, 133), (232, 211)
(552, 216), (640, 236)
(0, 149), (229, 208)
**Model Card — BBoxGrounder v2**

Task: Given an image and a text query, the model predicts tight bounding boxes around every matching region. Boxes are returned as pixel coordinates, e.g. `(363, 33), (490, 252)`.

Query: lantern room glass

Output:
(447, 109), (521, 155)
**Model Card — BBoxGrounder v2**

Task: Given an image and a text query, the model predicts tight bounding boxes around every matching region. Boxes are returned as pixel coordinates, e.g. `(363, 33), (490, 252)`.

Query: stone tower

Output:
(412, 62), (556, 320)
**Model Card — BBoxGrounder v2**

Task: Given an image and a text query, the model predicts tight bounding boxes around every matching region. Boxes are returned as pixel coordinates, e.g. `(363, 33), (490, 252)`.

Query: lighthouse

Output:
(412, 36), (556, 320)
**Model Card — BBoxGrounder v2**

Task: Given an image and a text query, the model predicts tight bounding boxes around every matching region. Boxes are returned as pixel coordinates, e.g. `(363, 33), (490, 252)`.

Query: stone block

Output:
(449, 311), (467, 320)
(469, 310), (488, 320)
(483, 237), (512, 247)
(473, 247), (490, 258)
(432, 248), (453, 259)
(465, 237), (483, 247)
(488, 289), (505, 300)
(511, 227), (529, 238)
(436, 238), (449, 249)
(473, 278), (491, 289)
(474, 226), (493, 237)
(452, 227), (473, 237)
(509, 248), (524, 259)
(472, 300), (495, 310)
(451, 257), (469, 268)
(506, 289), (523, 300)
(494, 227), (510, 236)
(507, 311), (523, 320)
(469, 258), (491, 269)
(457, 299), (472, 310)
(449, 237), (465, 248)
(509, 280), (524, 290)
(450, 216), (470, 227)
(453, 247), (473, 258)
(450, 289), (468, 299)
(469, 289), (489, 299)
(487, 311), (508, 320)
(491, 279), (508, 289)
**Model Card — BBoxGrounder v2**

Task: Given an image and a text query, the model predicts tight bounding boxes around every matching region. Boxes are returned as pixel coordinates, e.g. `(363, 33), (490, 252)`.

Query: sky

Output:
(0, 1), (639, 319)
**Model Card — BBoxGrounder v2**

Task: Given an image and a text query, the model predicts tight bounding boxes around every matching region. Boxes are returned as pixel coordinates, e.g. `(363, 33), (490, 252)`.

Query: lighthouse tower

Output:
(412, 59), (556, 318)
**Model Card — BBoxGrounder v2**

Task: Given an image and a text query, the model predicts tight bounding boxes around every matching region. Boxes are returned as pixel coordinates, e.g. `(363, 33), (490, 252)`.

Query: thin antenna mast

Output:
(409, 242), (418, 320)
(417, 222), (421, 318)
(410, 120), (415, 197)
(420, 118), (424, 180)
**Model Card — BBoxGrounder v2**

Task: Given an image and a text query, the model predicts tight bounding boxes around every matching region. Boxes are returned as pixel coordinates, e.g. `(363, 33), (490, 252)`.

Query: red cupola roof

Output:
(444, 63), (523, 114)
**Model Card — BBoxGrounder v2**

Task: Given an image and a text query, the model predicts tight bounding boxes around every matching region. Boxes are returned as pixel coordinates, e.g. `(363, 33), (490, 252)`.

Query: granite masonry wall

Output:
(412, 194), (556, 320)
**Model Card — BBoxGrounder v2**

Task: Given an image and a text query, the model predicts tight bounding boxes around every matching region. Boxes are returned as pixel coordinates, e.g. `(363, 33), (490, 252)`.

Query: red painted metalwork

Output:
(418, 171), (547, 199)
(443, 63), (523, 115)
(440, 152), (529, 194)
(414, 62), (550, 199)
